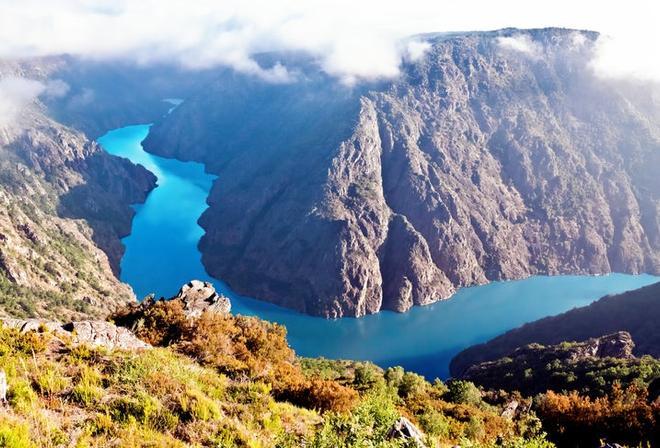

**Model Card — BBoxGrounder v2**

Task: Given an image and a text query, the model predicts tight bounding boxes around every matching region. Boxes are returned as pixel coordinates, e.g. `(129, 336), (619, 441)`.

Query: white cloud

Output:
(0, 76), (45, 127)
(0, 0), (659, 83)
(43, 79), (70, 98)
(497, 35), (542, 58)
(591, 31), (660, 83)
(0, 77), (70, 128)
(404, 40), (432, 62)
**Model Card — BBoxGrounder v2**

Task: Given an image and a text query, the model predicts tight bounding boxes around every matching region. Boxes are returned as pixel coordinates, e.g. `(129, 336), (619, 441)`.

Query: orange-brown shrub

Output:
(537, 383), (659, 447)
(179, 312), (296, 380)
(112, 303), (357, 414)
(112, 299), (189, 346)
(276, 378), (358, 413)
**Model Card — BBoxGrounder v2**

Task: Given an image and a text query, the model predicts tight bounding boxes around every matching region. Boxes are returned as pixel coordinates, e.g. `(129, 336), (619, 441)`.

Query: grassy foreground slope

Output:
(0, 299), (551, 448)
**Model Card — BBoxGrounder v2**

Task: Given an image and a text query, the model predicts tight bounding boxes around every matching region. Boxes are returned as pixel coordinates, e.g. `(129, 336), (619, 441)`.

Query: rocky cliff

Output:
(144, 28), (660, 317)
(0, 61), (156, 320)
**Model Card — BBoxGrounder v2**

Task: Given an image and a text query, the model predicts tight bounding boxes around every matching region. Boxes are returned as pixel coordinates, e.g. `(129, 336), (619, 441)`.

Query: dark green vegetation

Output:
(463, 337), (660, 397)
(451, 282), (660, 376)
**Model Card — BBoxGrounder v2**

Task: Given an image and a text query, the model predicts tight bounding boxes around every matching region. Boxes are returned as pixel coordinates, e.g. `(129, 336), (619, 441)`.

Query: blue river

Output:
(99, 122), (659, 379)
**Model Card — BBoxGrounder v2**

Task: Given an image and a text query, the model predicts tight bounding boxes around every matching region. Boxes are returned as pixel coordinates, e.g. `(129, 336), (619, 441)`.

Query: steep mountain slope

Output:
(0, 62), (156, 319)
(450, 281), (660, 376)
(144, 28), (660, 317)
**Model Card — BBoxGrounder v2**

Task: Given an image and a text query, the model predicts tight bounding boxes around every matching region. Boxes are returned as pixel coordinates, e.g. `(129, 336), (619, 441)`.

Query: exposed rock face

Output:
(386, 417), (427, 447)
(2, 318), (64, 334)
(581, 332), (635, 360)
(175, 280), (231, 317)
(1, 318), (150, 351)
(145, 28), (660, 317)
(450, 282), (660, 376)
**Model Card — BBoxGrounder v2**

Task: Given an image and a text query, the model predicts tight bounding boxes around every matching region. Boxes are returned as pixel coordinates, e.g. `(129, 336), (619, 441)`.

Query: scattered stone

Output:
(386, 417), (427, 447)
(175, 280), (231, 318)
(63, 321), (150, 351)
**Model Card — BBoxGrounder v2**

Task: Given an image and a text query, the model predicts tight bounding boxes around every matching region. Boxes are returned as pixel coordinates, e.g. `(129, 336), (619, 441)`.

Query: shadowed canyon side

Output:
(144, 28), (660, 317)
(0, 61), (156, 319)
(449, 281), (660, 377)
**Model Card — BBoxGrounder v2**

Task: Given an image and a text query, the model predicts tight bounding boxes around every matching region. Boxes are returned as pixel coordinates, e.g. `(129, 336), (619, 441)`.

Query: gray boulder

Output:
(387, 417), (427, 447)
(63, 321), (150, 351)
(175, 280), (231, 318)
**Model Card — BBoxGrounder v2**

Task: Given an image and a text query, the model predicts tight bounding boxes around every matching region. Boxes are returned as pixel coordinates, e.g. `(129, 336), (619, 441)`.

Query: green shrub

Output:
(398, 372), (427, 398)
(8, 379), (37, 413)
(447, 380), (483, 406)
(418, 408), (450, 438)
(178, 388), (221, 422)
(384, 366), (405, 388)
(110, 391), (161, 425)
(352, 363), (382, 391)
(0, 419), (34, 448)
(71, 367), (103, 406)
(34, 365), (69, 396)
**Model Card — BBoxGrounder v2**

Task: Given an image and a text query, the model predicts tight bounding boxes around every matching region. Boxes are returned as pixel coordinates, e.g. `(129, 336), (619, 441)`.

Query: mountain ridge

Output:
(144, 27), (660, 317)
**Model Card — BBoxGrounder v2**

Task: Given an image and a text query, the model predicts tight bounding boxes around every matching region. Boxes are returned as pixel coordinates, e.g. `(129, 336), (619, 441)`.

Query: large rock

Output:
(1, 318), (149, 351)
(63, 321), (150, 351)
(569, 332), (635, 361)
(2, 318), (64, 334)
(386, 417), (427, 447)
(174, 280), (231, 318)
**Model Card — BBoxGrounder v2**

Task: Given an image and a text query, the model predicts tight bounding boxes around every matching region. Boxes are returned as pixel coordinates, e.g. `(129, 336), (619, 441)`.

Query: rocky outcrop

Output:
(450, 282), (660, 376)
(114, 280), (232, 333)
(175, 280), (231, 317)
(574, 332), (635, 360)
(1, 318), (149, 351)
(145, 28), (660, 317)
(386, 417), (427, 447)
(2, 318), (64, 334)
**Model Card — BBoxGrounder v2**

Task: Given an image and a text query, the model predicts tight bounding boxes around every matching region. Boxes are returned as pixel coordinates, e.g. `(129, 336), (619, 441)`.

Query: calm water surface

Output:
(99, 123), (660, 379)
